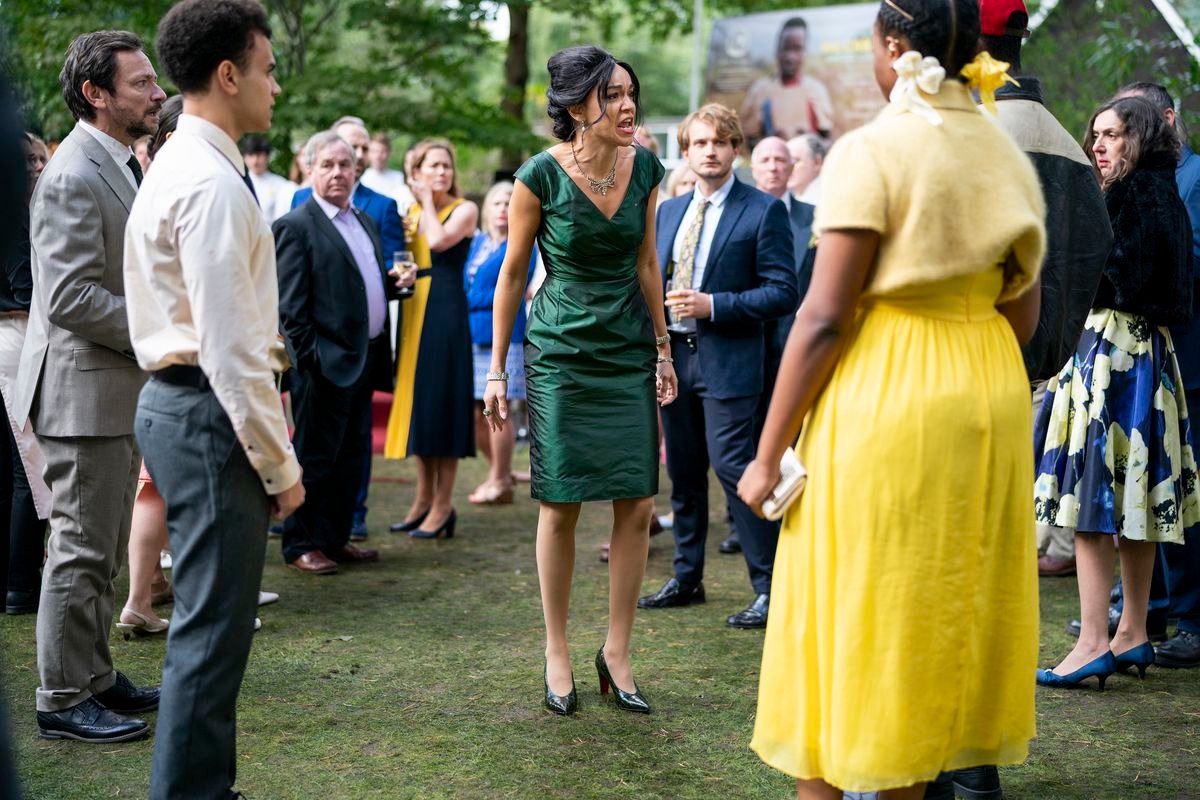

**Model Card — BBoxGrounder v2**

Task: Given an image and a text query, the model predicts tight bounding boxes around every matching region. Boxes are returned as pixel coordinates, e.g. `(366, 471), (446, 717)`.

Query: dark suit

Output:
(292, 183), (405, 261)
(292, 182), (404, 532)
(765, 196), (816, 383)
(655, 178), (797, 595)
(274, 198), (396, 562)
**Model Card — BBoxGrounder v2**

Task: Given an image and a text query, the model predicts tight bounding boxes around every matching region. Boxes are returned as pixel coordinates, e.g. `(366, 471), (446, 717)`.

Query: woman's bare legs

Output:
(538, 500), (581, 695)
(471, 401), (514, 502)
(1054, 531), (1116, 674)
(420, 458), (457, 529)
(121, 481), (168, 626)
(1110, 538), (1157, 654)
(602, 496), (653, 691)
(404, 455), (436, 523)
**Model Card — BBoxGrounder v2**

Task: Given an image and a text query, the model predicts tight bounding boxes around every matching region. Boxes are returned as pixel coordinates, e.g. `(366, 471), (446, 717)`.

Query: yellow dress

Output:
(751, 82), (1047, 792)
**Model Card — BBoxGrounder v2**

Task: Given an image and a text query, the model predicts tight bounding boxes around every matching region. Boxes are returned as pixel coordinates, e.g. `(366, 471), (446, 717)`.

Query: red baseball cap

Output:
(979, 0), (1031, 37)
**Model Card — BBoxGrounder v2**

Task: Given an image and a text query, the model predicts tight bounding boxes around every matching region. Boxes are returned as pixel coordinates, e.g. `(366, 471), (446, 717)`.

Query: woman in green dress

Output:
(483, 45), (676, 715)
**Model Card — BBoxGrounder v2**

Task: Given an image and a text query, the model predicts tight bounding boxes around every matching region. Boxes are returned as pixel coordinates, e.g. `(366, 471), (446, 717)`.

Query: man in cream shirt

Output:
(123, 1), (303, 797)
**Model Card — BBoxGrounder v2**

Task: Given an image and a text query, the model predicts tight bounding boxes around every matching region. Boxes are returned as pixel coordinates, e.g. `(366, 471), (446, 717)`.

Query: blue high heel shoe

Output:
(1036, 651), (1117, 691)
(1113, 641), (1155, 678)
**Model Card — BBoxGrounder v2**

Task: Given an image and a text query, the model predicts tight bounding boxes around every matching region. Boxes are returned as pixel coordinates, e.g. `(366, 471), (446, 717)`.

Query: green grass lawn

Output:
(3, 452), (1199, 799)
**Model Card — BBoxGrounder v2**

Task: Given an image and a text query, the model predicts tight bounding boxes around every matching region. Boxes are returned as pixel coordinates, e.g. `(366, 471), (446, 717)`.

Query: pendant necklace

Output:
(570, 140), (618, 196)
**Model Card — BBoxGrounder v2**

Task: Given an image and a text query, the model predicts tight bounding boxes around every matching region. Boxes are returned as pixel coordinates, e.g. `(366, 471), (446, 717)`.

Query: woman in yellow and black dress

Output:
(386, 139), (478, 539)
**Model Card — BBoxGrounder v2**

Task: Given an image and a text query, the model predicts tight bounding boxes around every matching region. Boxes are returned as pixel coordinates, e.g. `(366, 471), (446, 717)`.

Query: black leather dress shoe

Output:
(718, 531), (742, 554)
(5, 589), (38, 615)
(637, 578), (705, 609)
(949, 765), (1003, 800)
(37, 697), (149, 743)
(1066, 606), (1168, 642)
(94, 671), (160, 714)
(1155, 630), (1200, 668)
(726, 593), (769, 629)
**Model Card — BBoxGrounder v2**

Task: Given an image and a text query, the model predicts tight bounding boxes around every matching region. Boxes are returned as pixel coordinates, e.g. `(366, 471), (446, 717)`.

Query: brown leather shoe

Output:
(287, 551), (339, 575)
(327, 543), (379, 563)
(1038, 554), (1077, 577)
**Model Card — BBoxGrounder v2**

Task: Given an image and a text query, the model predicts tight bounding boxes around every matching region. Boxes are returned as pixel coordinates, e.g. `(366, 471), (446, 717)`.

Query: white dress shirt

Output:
(312, 193), (387, 338)
(668, 172), (735, 330)
(247, 169), (298, 222)
(124, 113), (300, 494)
(79, 121), (138, 190)
(361, 167), (415, 213)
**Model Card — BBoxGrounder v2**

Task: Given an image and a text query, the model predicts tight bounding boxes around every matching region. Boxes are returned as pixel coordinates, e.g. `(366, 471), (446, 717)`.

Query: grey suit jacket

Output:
(14, 124), (145, 436)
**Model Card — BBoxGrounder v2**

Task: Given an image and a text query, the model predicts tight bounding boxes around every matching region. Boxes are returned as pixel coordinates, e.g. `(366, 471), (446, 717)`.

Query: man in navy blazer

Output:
(638, 104), (797, 629)
(291, 117), (405, 542)
(274, 133), (407, 574)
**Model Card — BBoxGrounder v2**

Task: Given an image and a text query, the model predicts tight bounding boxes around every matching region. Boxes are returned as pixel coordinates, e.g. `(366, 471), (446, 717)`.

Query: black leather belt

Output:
(152, 364), (211, 391)
(669, 330), (698, 350)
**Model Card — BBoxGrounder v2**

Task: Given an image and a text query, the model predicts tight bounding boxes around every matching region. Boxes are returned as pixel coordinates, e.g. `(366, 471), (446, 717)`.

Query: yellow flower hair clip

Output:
(960, 51), (1019, 114)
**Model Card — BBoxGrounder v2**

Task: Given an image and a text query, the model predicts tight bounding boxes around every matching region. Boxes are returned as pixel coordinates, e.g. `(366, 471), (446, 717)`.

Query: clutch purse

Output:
(761, 448), (807, 521)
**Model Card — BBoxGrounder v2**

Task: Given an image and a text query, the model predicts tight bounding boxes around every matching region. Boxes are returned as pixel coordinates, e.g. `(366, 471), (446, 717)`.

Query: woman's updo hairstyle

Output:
(877, 0), (981, 77)
(1083, 95), (1180, 190)
(545, 45), (643, 142)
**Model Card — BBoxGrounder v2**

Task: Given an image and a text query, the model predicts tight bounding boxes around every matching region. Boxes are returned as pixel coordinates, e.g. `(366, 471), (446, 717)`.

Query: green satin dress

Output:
(514, 146), (666, 502)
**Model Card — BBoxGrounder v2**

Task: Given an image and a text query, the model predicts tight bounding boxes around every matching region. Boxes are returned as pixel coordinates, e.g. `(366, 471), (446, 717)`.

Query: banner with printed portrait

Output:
(706, 3), (885, 149)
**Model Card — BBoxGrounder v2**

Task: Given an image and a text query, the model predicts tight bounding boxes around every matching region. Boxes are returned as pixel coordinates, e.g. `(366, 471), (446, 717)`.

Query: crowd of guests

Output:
(1, 0), (1199, 798)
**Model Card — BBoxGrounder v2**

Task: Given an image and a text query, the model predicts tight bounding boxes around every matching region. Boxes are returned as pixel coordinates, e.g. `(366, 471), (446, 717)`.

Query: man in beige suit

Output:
(15, 30), (166, 743)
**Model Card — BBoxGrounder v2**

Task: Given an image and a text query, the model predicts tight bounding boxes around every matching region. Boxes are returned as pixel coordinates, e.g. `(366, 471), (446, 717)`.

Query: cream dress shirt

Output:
(124, 114), (300, 494)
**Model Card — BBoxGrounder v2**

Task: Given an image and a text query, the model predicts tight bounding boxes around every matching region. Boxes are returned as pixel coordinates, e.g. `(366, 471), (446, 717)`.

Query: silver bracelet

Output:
(486, 371), (509, 381)
(657, 356), (673, 364)
(654, 334), (670, 346)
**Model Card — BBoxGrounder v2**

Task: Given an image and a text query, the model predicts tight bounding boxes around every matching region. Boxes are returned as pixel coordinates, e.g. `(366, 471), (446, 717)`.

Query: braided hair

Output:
(878, 0), (981, 78)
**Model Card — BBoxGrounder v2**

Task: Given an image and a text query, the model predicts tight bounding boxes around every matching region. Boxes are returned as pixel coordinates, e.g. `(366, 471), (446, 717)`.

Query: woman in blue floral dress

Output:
(1034, 95), (1200, 689)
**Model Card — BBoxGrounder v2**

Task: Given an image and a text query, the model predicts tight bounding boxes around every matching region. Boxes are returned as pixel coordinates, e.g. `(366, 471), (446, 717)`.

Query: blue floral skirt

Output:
(1033, 308), (1200, 543)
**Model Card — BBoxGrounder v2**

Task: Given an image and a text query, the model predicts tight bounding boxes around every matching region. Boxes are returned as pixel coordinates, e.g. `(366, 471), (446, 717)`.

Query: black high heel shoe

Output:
(595, 648), (651, 713)
(389, 508), (429, 533)
(411, 509), (455, 540)
(544, 663), (578, 716)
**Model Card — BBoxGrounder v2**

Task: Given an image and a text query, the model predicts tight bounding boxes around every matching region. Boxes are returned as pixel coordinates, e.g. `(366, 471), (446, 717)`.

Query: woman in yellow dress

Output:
(737, 1), (1046, 796)
(385, 139), (478, 539)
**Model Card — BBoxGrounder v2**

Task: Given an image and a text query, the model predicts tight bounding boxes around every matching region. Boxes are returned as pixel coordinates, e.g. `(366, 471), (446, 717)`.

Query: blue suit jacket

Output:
(291, 183), (406, 261)
(1171, 145), (1200, 391)
(656, 178), (798, 399)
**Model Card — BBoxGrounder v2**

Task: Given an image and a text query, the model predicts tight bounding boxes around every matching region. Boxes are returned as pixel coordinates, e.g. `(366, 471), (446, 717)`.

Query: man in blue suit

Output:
(291, 117), (405, 542)
(638, 104), (798, 629)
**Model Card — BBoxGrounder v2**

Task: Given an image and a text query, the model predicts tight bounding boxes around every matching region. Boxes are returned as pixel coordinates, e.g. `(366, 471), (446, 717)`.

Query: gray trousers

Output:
(34, 432), (139, 712)
(1032, 379), (1075, 560)
(137, 380), (269, 800)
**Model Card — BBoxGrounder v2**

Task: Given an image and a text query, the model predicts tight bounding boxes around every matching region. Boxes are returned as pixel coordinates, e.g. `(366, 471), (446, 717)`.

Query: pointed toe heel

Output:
(1036, 651), (1117, 691)
(411, 509), (456, 540)
(390, 508), (430, 533)
(543, 664), (578, 716)
(595, 648), (651, 714)
(1113, 641), (1155, 679)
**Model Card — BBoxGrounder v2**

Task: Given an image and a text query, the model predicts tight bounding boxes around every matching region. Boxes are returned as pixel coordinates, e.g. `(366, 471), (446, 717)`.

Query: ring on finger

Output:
(482, 408), (493, 417)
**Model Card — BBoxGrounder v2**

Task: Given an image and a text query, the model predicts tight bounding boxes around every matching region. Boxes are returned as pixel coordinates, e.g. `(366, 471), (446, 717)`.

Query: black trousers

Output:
(660, 337), (779, 595)
(0, 391), (44, 599)
(281, 356), (375, 563)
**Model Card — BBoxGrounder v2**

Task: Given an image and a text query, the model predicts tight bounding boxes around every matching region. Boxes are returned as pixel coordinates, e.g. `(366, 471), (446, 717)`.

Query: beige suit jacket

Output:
(14, 124), (145, 436)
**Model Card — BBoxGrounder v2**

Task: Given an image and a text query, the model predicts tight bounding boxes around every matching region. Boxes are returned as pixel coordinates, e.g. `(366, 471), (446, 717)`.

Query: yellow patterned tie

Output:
(673, 199), (709, 291)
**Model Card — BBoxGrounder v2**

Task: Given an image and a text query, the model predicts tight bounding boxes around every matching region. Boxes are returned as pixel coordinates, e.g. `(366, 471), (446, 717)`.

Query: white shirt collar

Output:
(79, 120), (133, 164)
(693, 172), (736, 209)
(175, 114), (247, 178)
(312, 192), (352, 219)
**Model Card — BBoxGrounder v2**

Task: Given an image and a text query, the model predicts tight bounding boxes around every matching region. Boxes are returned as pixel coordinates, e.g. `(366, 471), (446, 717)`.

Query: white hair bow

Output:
(890, 51), (946, 126)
